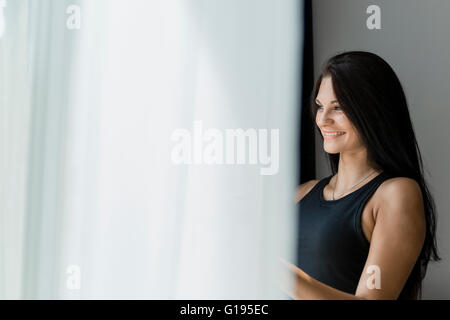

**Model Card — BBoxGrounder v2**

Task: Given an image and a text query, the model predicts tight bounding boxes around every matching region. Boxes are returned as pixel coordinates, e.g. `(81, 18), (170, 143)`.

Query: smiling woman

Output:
(281, 51), (441, 300)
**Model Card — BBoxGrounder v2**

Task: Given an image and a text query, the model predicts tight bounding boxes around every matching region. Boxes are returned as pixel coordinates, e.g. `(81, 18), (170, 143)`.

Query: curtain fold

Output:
(0, 0), (31, 299)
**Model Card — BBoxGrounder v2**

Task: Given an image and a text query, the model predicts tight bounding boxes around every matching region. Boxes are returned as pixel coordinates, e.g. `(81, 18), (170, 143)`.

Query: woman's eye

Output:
(314, 103), (343, 111)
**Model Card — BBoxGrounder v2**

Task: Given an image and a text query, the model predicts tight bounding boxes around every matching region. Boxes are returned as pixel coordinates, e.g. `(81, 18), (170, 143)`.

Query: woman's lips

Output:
(322, 131), (346, 139)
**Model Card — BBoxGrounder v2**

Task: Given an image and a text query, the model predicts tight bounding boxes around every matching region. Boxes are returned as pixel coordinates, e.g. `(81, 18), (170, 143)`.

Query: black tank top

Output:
(296, 171), (391, 294)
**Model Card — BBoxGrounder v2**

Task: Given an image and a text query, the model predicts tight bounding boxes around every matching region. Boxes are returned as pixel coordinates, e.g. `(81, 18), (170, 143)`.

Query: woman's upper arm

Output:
(295, 180), (320, 203)
(354, 177), (426, 300)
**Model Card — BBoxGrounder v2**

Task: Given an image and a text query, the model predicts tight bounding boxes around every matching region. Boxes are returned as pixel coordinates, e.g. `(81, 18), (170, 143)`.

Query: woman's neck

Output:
(332, 150), (382, 191)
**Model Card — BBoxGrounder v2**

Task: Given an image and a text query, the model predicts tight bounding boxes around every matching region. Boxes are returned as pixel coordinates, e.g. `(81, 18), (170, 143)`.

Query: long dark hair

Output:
(309, 51), (440, 299)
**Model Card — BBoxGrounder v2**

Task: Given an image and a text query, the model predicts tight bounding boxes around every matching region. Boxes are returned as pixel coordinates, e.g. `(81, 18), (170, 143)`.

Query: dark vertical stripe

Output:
(298, 0), (316, 184)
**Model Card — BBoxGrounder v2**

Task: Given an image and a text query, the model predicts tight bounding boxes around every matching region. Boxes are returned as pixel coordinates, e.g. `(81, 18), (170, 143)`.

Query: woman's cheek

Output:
(335, 113), (347, 121)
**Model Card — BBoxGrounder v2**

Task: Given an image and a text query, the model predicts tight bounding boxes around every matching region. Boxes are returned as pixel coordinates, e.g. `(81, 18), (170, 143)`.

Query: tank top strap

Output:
(298, 175), (333, 204)
(356, 171), (391, 201)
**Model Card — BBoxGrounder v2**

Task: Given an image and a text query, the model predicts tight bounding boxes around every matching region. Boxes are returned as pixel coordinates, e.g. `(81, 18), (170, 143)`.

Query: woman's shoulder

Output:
(295, 179), (321, 203)
(377, 176), (422, 198)
(373, 176), (424, 219)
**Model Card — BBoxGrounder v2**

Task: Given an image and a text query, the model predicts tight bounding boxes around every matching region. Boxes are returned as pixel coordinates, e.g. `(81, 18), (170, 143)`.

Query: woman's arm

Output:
(281, 177), (426, 300)
(279, 258), (365, 300)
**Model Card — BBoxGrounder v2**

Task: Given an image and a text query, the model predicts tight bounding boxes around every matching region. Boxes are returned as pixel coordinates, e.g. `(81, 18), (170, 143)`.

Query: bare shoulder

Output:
(374, 176), (425, 221)
(377, 177), (423, 202)
(295, 179), (321, 203)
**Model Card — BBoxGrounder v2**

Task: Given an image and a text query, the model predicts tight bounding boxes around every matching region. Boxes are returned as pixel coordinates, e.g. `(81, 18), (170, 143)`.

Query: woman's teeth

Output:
(323, 132), (345, 136)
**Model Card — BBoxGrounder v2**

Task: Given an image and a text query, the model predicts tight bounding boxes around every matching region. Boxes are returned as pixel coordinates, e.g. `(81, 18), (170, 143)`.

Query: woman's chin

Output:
(323, 146), (341, 154)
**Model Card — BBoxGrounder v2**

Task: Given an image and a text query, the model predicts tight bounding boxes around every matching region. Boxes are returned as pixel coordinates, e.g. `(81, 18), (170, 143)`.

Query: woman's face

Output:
(315, 76), (364, 154)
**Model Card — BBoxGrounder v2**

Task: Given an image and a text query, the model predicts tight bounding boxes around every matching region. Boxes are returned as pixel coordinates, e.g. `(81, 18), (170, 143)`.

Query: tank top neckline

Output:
(319, 171), (386, 205)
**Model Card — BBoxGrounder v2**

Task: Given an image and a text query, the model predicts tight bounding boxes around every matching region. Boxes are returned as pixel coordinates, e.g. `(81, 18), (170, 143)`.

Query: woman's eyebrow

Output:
(315, 99), (339, 105)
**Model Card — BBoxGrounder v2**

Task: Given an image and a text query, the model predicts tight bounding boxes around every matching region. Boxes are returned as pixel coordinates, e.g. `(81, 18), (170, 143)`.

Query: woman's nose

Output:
(317, 109), (333, 126)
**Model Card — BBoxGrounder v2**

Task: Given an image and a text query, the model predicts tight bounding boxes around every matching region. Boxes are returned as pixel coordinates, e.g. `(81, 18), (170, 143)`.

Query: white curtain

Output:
(0, 0), (303, 299)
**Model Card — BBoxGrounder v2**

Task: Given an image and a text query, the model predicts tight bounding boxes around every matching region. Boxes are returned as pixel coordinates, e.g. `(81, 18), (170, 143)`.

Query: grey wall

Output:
(312, 0), (450, 299)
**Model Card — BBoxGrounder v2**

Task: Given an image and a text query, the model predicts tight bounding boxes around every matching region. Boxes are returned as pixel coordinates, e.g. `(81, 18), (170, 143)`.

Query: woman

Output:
(281, 51), (440, 300)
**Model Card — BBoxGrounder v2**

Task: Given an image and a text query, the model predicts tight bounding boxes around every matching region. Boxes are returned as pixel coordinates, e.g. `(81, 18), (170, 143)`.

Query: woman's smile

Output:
(322, 130), (346, 139)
